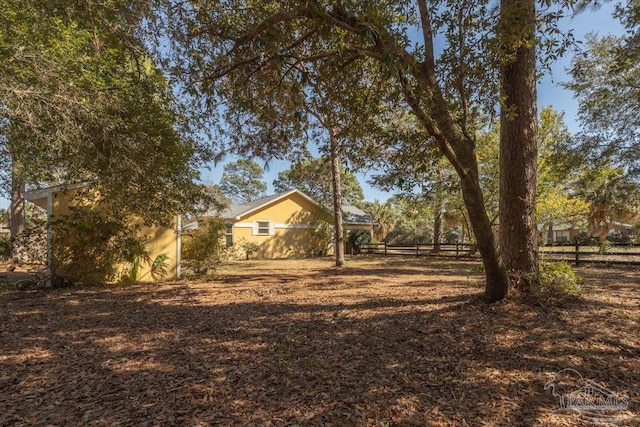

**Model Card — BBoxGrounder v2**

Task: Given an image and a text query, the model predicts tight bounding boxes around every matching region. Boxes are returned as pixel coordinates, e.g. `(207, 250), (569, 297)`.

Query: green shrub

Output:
(535, 261), (581, 297)
(147, 252), (170, 281)
(237, 238), (260, 260)
(10, 217), (47, 264)
(348, 230), (371, 247)
(182, 218), (226, 275)
(52, 204), (173, 285)
(52, 207), (131, 285)
(598, 240), (613, 254)
(119, 236), (151, 282)
(119, 237), (170, 282)
(0, 234), (12, 260)
(347, 230), (371, 254)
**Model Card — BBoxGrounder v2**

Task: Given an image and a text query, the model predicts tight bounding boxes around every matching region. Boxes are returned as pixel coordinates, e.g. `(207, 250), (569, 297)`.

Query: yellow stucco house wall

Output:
(220, 190), (333, 259)
(213, 189), (375, 259)
(26, 184), (179, 284)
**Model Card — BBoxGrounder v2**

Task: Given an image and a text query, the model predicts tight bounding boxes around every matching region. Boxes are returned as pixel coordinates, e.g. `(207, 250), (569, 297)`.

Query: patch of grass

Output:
(0, 280), (16, 291)
(0, 279), (34, 291)
(274, 343), (294, 361)
(534, 261), (582, 297)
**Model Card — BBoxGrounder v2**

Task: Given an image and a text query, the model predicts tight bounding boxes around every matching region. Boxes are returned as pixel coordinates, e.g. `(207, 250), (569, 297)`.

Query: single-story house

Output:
(539, 220), (637, 245)
(200, 189), (376, 259)
(25, 183), (181, 285)
(541, 223), (582, 244)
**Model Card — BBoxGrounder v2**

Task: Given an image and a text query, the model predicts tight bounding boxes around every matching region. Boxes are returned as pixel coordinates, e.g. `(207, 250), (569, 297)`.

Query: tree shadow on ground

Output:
(0, 263), (638, 426)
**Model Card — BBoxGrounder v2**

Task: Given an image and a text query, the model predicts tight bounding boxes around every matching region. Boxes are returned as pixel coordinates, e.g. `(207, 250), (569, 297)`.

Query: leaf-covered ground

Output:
(1, 257), (638, 426)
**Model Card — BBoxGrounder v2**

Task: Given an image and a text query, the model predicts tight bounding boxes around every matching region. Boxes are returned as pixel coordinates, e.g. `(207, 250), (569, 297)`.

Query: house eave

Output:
(25, 182), (91, 209)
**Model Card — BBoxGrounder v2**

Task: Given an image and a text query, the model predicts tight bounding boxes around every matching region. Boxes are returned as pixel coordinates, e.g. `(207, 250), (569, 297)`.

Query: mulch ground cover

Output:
(1, 257), (638, 426)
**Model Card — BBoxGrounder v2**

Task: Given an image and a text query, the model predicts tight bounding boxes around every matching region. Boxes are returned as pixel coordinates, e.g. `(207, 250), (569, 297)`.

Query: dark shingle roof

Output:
(342, 204), (376, 224)
(219, 193), (286, 219)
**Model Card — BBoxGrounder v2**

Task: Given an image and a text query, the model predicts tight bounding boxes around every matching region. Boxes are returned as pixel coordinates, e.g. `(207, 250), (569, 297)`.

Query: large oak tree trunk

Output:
(10, 161), (26, 250)
(329, 130), (345, 268)
(432, 175), (443, 253)
(403, 69), (509, 301)
(456, 147), (509, 302)
(499, 0), (539, 289)
(432, 207), (442, 252)
(404, 0), (510, 301)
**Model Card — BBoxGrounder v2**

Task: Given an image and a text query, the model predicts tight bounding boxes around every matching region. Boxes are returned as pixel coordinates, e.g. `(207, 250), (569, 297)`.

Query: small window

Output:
(225, 223), (233, 247)
(555, 230), (570, 243)
(256, 221), (270, 236)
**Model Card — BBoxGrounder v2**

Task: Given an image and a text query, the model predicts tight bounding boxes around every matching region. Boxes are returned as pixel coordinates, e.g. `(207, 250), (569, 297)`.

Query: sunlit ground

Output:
(1, 257), (638, 426)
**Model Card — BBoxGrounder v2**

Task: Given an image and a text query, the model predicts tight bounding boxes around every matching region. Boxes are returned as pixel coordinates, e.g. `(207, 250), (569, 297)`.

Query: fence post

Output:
(416, 243), (419, 257)
(384, 242), (387, 255)
(575, 242), (580, 266)
(456, 243), (459, 257)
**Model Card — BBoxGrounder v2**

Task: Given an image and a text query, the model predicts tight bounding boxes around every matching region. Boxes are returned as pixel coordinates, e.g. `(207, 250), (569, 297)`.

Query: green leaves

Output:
(566, 31), (640, 176)
(535, 106), (589, 229)
(219, 159), (268, 203)
(182, 217), (226, 276)
(1, 0), (211, 225)
(273, 157), (365, 206)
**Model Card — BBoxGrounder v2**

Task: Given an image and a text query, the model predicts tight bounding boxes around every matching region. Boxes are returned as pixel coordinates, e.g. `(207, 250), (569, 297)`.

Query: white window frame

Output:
(225, 223), (233, 247)
(253, 220), (274, 236)
(554, 230), (570, 243)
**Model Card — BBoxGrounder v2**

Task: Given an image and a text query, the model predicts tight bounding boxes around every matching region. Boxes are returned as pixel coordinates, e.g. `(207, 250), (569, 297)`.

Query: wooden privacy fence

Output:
(359, 242), (640, 266)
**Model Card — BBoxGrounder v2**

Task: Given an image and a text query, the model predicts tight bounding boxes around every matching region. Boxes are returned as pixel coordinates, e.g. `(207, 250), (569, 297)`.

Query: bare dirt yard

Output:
(1, 257), (638, 426)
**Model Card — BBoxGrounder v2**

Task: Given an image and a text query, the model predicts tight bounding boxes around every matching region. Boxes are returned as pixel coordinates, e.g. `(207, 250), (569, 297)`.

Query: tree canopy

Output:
(573, 165), (640, 241)
(562, 4), (640, 240)
(565, 2), (640, 176)
(219, 159), (267, 204)
(535, 106), (589, 235)
(0, 0), (212, 226)
(273, 157), (364, 207)
(146, 0), (594, 300)
(566, 33), (640, 175)
(153, 0), (490, 279)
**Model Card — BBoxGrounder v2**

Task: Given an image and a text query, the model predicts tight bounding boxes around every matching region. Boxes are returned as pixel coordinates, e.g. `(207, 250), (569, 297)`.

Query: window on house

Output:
(256, 221), (270, 236)
(225, 223), (233, 247)
(555, 230), (570, 243)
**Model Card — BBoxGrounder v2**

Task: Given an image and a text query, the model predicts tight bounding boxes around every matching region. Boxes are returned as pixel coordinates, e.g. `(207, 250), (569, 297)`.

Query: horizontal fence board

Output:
(359, 243), (640, 266)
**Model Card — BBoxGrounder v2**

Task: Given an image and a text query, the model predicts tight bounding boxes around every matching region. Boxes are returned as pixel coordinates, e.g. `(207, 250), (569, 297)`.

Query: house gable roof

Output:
(342, 204), (376, 225)
(211, 189), (376, 225)
(217, 189), (321, 220)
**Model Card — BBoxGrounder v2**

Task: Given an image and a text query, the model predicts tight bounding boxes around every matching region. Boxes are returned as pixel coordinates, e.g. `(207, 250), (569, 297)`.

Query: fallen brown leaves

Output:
(1, 257), (638, 426)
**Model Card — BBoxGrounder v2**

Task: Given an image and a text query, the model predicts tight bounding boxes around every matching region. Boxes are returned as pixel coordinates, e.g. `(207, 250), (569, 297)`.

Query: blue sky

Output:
(3, 3), (625, 209)
(537, 1), (624, 134)
(200, 2), (625, 203)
